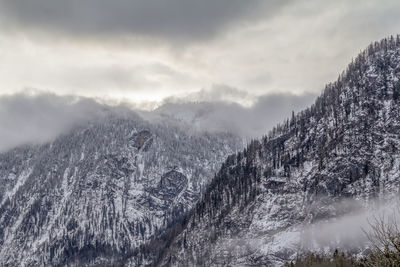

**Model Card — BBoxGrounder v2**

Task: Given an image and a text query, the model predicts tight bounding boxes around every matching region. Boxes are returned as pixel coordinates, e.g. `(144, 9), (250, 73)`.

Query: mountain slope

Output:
(160, 36), (400, 266)
(0, 111), (242, 266)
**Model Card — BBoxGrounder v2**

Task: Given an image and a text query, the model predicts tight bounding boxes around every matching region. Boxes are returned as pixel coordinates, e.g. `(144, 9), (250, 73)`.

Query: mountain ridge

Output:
(1, 35), (400, 267)
(155, 35), (400, 266)
(0, 110), (242, 266)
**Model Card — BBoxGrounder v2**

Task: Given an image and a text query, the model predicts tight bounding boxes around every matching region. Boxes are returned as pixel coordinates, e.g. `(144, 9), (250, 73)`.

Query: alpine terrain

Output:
(0, 110), (242, 266)
(154, 36), (400, 266)
(1, 35), (400, 267)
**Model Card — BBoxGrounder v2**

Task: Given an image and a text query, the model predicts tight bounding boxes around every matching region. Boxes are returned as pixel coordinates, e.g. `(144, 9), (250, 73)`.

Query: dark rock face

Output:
(0, 113), (241, 266)
(157, 170), (187, 199)
(129, 130), (153, 151)
(159, 36), (400, 266)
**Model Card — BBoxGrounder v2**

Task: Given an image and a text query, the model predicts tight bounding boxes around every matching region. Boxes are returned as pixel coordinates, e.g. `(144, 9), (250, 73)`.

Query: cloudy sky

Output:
(0, 0), (399, 106)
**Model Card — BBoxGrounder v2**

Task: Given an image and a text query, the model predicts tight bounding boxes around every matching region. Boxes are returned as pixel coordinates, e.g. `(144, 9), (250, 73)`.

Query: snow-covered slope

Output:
(0, 111), (242, 266)
(2, 36), (400, 267)
(159, 36), (400, 266)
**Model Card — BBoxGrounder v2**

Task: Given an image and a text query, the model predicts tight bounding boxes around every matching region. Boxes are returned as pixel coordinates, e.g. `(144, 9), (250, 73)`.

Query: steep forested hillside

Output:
(0, 111), (241, 266)
(158, 36), (400, 266)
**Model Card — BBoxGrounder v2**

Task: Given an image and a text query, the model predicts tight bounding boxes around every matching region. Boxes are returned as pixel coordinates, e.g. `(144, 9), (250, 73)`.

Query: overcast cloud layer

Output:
(0, 0), (399, 103)
(0, 0), (282, 42)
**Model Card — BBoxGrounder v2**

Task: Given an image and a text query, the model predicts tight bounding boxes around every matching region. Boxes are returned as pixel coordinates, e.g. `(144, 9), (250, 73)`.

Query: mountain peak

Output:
(156, 36), (400, 266)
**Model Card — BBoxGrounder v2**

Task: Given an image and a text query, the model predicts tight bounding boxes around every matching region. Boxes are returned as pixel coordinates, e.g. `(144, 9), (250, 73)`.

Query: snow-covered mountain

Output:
(2, 35), (400, 267)
(156, 36), (400, 266)
(0, 111), (242, 266)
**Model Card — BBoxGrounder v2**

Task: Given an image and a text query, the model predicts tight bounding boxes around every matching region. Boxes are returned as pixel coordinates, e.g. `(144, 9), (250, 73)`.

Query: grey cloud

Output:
(62, 65), (155, 90)
(50, 63), (194, 95)
(0, 0), (289, 43)
(0, 93), (111, 152)
(180, 84), (256, 104)
(0, 89), (316, 153)
(246, 73), (272, 87)
(148, 90), (317, 138)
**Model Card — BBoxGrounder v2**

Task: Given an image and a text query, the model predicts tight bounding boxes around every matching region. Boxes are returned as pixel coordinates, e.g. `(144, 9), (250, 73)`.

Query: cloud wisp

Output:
(300, 197), (400, 253)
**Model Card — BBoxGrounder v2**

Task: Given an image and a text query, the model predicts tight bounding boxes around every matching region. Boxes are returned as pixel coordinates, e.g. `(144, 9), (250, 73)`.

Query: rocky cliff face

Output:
(159, 36), (400, 266)
(0, 112), (242, 266)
